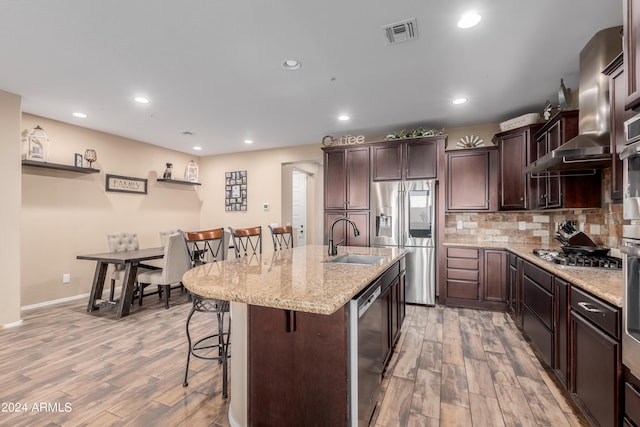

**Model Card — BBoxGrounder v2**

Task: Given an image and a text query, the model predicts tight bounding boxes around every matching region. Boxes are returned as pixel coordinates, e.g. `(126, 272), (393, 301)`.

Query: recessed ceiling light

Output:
(72, 112), (87, 118)
(281, 59), (302, 70)
(452, 97), (468, 105)
(181, 131), (194, 136)
(244, 140), (254, 144)
(193, 146), (202, 151)
(338, 115), (350, 121)
(457, 12), (481, 29)
(133, 96), (150, 104)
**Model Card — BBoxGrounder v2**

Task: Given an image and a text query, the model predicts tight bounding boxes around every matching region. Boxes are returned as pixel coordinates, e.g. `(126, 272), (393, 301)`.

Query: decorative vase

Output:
(84, 149), (97, 168)
(185, 160), (198, 182)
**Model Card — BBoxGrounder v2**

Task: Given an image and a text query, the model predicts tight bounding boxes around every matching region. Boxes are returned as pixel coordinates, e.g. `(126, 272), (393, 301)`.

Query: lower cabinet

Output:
(444, 246), (508, 310)
(522, 261), (554, 366)
(554, 277), (569, 387)
(508, 254), (524, 328)
(624, 366), (640, 427)
(570, 286), (621, 427)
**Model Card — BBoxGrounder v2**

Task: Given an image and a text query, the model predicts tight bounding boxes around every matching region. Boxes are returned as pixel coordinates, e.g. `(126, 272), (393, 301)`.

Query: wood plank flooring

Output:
(0, 295), (588, 426)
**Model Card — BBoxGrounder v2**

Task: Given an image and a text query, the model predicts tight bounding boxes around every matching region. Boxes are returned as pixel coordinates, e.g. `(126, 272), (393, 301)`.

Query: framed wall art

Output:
(225, 170), (247, 211)
(105, 174), (148, 194)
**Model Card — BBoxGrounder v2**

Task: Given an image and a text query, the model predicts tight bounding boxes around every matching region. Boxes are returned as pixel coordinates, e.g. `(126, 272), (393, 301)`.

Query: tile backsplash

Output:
(444, 169), (624, 255)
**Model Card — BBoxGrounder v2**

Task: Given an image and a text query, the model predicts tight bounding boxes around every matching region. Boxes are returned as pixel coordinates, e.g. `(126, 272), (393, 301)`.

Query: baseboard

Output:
(21, 293), (90, 311)
(1, 319), (24, 329)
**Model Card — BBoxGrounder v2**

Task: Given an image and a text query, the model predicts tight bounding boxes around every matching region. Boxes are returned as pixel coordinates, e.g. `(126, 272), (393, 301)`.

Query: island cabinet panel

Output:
(324, 211), (369, 247)
(624, 0), (640, 110)
(493, 124), (542, 210)
(570, 287), (621, 427)
(324, 146), (369, 210)
(248, 305), (350, 426)
(446, 147), (498, 211)
(371, 137), (439, 181)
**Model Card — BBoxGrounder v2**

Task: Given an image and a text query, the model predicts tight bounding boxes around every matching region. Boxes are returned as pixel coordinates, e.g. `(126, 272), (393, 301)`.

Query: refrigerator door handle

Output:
(398, 182), (405, 248)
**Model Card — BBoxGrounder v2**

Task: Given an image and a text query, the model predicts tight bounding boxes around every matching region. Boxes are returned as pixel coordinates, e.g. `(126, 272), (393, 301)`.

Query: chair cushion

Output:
(137, 270), (163, 285)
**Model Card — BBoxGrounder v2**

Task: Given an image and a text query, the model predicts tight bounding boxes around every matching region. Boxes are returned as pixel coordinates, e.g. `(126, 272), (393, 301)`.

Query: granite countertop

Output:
(181, 245), (406, 315)
(444, 242), (623, 307)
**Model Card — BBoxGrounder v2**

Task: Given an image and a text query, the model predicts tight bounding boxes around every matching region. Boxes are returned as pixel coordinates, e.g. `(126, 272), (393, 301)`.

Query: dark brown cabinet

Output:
(248, 305), (350, 426)
(531, 110), (601, 209)
(522, 260), (554, 366)
(605, 53), (632, 202)
(371, 137), (439, 181)
(324, 146), (370, 210)
(446, 147), (498, 211)
(624, 366), (640, 426)
(508, 253), (524, 328)
(554, 277), (569, 387)
(444, 246), (507, 310)
(624, 0), (640, 110)
(493, 124), (543, 210)
(324, 211), (369, 247)
(570, 286), (621, 427)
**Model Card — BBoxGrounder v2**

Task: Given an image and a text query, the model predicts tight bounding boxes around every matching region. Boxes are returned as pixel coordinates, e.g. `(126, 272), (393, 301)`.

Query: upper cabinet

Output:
(625, 0), (640, 110)
(371, 136), (439, 181)
(493, 124), (543, 210)
(604, 53), (631, 202)
(446, 146), (498, 211)
(323, 145), (370, 210)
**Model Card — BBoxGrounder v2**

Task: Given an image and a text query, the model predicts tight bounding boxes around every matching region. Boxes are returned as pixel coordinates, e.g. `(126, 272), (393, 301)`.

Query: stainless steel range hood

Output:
(524, 26), (622, 174)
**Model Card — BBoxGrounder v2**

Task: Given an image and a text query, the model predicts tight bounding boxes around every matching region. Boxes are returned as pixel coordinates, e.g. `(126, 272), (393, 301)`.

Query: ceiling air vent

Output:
(382, 18), (418, 44)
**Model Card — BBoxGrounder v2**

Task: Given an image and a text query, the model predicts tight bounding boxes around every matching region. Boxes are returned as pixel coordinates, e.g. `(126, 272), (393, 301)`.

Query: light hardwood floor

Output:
(0, 294), (587, 426)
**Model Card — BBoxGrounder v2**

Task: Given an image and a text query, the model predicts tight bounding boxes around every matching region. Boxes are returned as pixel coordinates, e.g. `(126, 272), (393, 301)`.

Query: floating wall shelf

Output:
(157, 178), (201, 186)
(22, 160), (100, 174)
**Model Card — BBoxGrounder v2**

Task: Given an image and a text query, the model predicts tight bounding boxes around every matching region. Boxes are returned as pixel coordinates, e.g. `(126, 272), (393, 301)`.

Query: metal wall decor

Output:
(225, 170), (247, 211)
(105, 174), (148, 194)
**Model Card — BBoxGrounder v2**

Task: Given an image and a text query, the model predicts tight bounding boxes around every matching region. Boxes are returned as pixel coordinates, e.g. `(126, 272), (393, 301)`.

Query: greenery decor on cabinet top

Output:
(385, 127), (443, 140)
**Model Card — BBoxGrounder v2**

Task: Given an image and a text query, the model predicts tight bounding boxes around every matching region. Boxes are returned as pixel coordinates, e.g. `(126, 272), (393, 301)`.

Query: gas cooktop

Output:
(533, 249), (622, 270)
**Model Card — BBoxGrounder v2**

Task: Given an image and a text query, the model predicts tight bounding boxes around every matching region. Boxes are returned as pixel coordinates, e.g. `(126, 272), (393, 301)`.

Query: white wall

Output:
(0, 90), (22, 326)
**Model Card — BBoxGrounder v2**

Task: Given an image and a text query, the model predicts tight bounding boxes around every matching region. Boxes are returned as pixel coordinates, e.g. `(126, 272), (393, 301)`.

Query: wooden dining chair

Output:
(268, 225), (294, 251)
(229, 226), (262, 258)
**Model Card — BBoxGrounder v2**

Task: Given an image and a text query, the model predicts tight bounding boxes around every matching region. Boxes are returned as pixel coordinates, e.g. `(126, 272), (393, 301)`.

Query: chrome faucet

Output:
(328, 216), (360, 256)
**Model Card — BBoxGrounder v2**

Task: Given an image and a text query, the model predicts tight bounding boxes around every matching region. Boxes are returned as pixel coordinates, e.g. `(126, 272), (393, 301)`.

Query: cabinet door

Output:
(571, 311), (620, 427)
(625, 0), (640, 110)
(346, 147), (370, 210)
(446, 149), (494, 211)
(509, 264), (517, 315)
(347, 211), (369, 247)
(483, 250), (507, 305)
(609, 55), (632, 202)
(325, 150), (346, 209)
(554, 278), (569, 387)
(324, 211), (346, 245)
(372, 143), (402, 181)
(381, 283), (393, 367)
(545, 122), (562, 208)
(405, 139), (437, 179)
(499, 131), (529, 210)
(534, 134), (548, 209)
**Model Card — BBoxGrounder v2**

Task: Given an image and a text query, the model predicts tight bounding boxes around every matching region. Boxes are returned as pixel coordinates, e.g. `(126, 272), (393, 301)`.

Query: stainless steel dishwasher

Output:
(349, 282), (383, 426)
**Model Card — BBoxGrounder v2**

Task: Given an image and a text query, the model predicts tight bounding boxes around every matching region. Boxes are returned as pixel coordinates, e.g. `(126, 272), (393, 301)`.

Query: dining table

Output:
(77, 247), (164, 318)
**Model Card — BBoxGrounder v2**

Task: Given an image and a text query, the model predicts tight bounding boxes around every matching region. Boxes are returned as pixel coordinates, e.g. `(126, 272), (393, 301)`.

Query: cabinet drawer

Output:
(446, 280), (479, 300)
(509, 253), (517, 268)
(523, 276), (553, 330)
(523, 261), (553, 293)
(571, 287), (620, 339)
(523, 305), (553, 366)
(447, 258), (479, 270)
(447, 247), (479, 259)
(625, 381), (640, 426)
(447, 268), (479, 281)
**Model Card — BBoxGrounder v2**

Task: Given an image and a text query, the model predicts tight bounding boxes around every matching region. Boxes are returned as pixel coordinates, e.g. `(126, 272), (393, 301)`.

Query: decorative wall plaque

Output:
(225, 170), (247, 211)
(105, 174), (148, 194)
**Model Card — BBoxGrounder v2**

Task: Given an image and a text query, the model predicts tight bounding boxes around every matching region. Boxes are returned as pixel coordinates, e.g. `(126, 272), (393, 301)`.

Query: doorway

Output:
(292, 171), (307, 246)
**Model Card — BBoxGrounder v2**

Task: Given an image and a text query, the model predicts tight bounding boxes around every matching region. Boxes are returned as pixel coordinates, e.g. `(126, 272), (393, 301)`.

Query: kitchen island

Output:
(181, 244), (406, 427)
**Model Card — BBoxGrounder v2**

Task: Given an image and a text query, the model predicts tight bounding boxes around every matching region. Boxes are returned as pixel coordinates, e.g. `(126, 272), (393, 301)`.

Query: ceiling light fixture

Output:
(72, 112), (87, 118)
(244, 140), (254, 144)
(338, 115), (350, 121)
(281, 59), (302, 70)
(452, 97), (468, 105)
(133, 96), (150, 104)
(457, 12), (481, 29)
(193, 146), (202, 151)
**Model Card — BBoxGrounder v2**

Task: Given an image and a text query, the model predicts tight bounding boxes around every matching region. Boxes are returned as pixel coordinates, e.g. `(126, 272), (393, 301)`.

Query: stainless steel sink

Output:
(327, 254), (384, 265)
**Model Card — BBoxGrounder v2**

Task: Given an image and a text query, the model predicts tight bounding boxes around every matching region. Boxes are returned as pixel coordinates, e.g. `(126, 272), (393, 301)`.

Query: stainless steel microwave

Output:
(621, 114), (640, 159)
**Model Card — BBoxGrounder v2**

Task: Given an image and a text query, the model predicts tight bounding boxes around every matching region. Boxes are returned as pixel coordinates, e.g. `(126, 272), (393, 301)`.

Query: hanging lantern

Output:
(25, 125), (50, 162)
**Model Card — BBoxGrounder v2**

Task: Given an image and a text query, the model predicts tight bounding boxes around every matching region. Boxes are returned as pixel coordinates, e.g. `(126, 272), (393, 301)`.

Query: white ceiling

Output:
(0, 1), (623, 156)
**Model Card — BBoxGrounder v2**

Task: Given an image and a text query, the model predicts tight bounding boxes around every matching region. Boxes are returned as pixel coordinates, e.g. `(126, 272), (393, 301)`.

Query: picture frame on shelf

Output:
(74, 153), (83, 168)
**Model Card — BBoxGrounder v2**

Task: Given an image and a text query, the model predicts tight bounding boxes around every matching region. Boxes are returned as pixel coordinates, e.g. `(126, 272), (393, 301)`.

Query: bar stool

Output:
(229, 226), (262, 258)
(268, 225), (294, 250)
(182, 228), (231, 398)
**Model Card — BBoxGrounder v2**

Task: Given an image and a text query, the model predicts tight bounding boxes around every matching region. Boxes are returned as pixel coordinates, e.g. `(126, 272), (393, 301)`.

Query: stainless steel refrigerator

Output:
(370, 180), (436, 306)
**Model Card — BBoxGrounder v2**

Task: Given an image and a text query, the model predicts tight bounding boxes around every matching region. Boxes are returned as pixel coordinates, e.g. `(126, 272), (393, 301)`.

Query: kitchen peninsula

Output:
(181, 244), (406, 427)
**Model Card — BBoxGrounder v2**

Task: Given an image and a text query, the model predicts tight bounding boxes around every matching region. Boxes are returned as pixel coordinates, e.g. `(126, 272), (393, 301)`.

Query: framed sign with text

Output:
(225, 170), (247, 211)
(105, 174), (148, 194)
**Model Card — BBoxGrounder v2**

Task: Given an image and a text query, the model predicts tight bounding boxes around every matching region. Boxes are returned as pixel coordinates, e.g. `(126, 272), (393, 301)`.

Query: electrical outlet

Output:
(457, 221), (463, 229)
(62, 273), (71, 284)
(518, 221), (526, 230)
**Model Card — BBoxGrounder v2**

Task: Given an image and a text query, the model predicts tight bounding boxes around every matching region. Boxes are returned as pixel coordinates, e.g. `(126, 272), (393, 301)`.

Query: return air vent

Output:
(382, 18), (418, 44)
